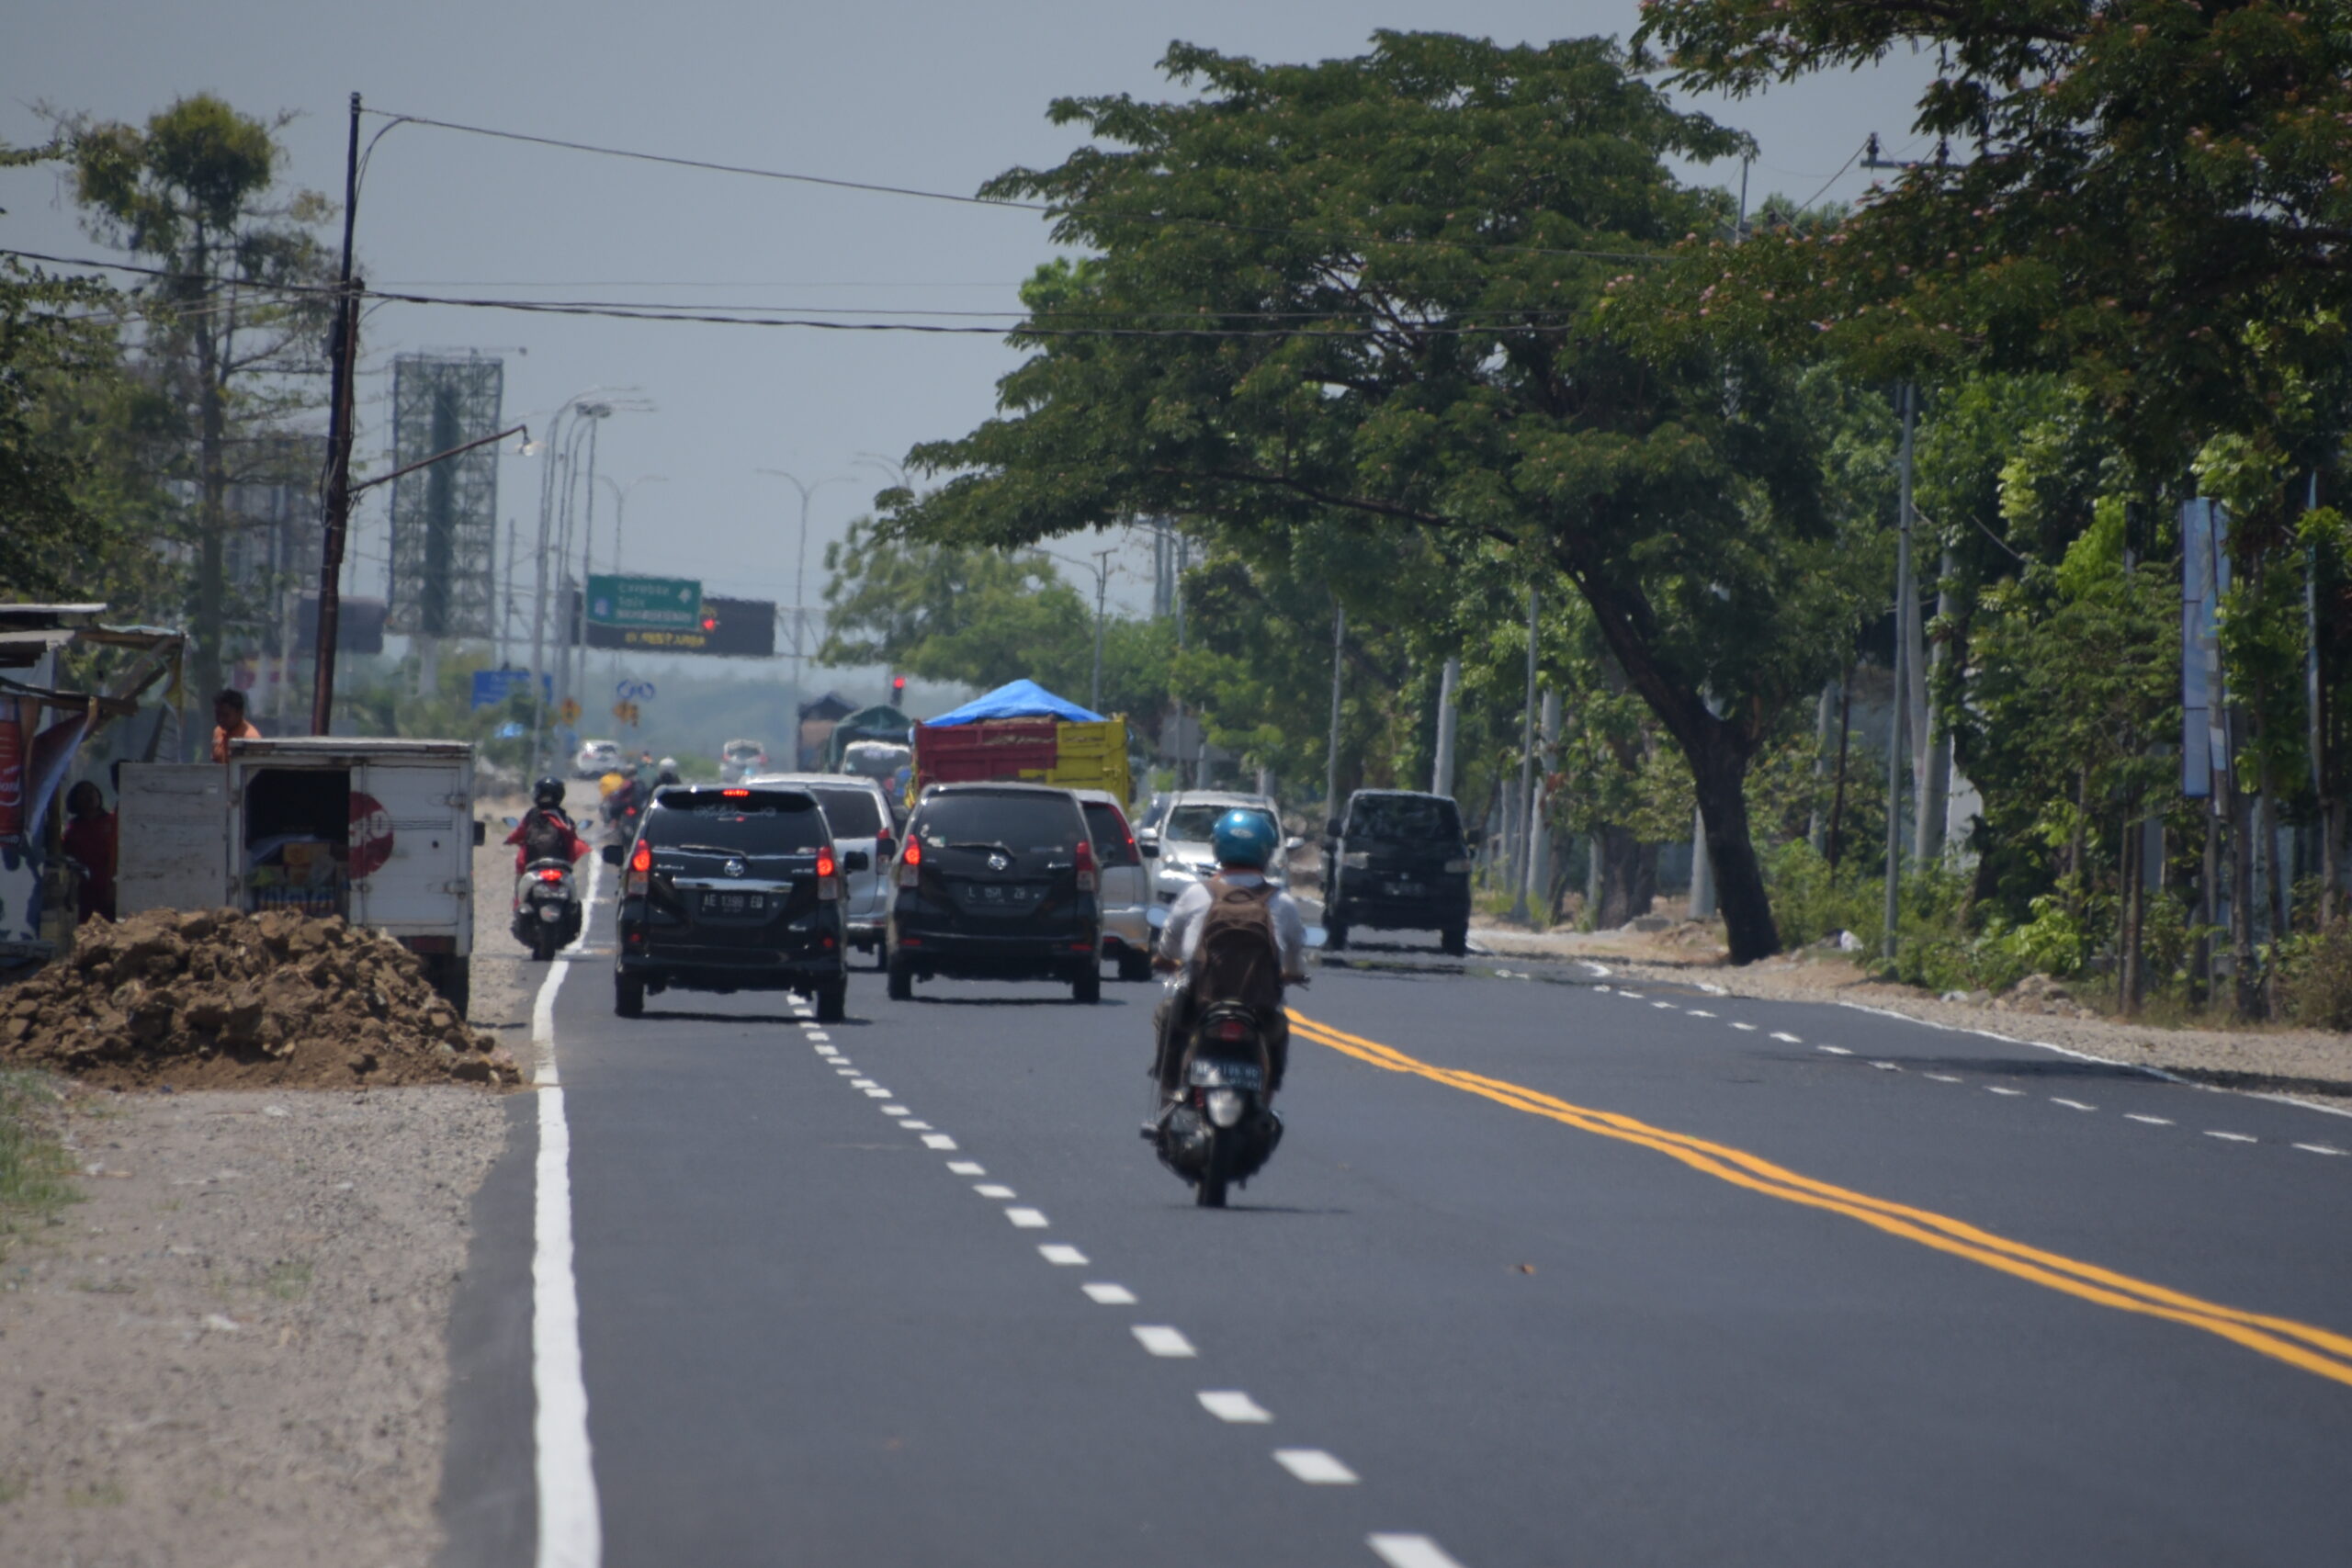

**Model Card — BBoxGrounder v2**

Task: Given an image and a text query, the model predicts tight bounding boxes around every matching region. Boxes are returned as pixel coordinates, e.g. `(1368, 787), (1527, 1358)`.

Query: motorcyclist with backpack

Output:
(506, 776), (590, 872)
(1150, 808), (1308, 1106)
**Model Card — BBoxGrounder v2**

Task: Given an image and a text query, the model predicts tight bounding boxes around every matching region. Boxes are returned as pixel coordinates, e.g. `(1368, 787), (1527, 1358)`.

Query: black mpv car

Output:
(886, 784), (1102, 1003)
(605, 785), (867, 1021)
(1322, 789), (1473, 955)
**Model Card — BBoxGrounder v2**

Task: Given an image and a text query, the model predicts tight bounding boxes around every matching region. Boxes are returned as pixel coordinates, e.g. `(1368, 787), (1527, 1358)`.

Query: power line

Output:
(366, 107), (1674, 265)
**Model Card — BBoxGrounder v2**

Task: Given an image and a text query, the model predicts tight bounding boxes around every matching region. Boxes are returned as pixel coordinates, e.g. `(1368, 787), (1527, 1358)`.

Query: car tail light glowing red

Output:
(722, 787), (750, 797)
(899, 837), (922, 888)
(1074, 836), (1098, 893)
(627, 838), (651, 896)
(817, 844), (840, 900)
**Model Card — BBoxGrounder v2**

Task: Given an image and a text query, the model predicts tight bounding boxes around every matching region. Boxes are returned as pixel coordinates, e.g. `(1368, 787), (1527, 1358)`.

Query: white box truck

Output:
(117, 738), (483, 1011)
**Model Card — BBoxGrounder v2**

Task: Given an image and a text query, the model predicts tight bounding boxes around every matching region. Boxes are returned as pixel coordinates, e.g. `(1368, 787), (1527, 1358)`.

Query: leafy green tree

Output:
(0, 254), (118, 599)
(886, 33), (1885, 961)
(60, 94), (331, 706)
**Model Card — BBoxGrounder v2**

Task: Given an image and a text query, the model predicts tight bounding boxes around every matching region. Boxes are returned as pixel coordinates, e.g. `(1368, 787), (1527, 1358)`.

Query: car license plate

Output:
(969, 884), (1035, 906)
(702, 891), (767, 915)
(1387, 879), (1426, 897)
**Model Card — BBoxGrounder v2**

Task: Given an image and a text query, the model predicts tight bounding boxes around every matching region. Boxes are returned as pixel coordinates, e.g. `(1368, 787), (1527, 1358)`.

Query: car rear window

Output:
(643, 790), (826, 852)
(913, 793), (1082, 851)
(1081, 801), (1140, 866)
(809, 784), (883, 838)
(1165, 804), (1274, 844)
(1346, 794), (1462, 841)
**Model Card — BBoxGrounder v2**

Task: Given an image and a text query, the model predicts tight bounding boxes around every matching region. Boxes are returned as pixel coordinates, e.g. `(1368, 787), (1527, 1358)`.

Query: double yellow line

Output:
(1288, 1009), (2352, 1391)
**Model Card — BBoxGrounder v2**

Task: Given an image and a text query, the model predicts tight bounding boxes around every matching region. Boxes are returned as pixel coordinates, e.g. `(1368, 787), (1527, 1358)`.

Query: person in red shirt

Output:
(60, 780), (117, 922)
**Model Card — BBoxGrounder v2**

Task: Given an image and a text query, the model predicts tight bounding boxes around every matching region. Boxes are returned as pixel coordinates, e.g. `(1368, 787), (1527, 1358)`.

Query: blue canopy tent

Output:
(923, 679), (1103, 728)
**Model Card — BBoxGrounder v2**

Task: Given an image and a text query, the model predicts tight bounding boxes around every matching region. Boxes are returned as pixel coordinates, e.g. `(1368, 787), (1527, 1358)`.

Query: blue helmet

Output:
(1211, 809), (1278, 868)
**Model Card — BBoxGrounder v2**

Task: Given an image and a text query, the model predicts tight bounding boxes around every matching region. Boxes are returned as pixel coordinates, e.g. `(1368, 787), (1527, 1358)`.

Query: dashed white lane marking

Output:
(1687, 1010), (1715, 1018)
(862, 1088), (893, 1099)
(880, 1104), (910, 1116)
(1770, 1032), (1803, 1043)
(804, 1032), (830, 1043)
(849, 1077), (879, 1089)
(1082, 1282), (1136, 1305)
(1273, 1449), (1358, 1484)
(898, 1120), (933, 1131)
(1730, 1022), (1757, 1032)
(1197, 1390), (1272, 1423)
(1132, 1325), (1197, 1358)
(1005, 1207), (1050, 1228)
(1651, 1000), (1675, 1010)
(2295, 1143), (2346, 1156)
(946, 1160), (986, 1176)
(813, 1044), (838, 1056)
(1924, 1073), (1962, 1083)
(1815, 1045), (1852, 1056)
(834, 1067), (859, 1077)
(1617, 990), (1644, 999)
(2125, 1114), (2174, 1125)
(2205, 1131), (2258, 1144)
(1038, 1244), (1088, 1266)
(973, 1184), (1016, 1199)
(1369, 1533), (1469, 1568)
(1987, 1087), (2025, 1097)
(2051, 1099), (2097, 1111)
(922, 1134), (958, 1150)
(1870, 1061), (1901, 1071)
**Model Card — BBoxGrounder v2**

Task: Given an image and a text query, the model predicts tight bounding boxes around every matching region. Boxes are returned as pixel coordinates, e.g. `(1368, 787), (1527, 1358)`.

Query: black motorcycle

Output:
(513, 857), (583, 961)
(1150, 993), (1285, 1208)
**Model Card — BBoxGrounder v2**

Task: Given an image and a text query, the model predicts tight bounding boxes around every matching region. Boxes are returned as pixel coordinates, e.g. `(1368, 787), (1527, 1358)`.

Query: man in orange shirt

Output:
(209, 687), (261, 762)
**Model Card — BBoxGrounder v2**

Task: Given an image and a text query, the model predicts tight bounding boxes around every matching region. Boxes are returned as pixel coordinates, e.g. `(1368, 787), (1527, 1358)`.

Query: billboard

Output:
(387, 354), (503, 638)
(586, 574), (703, 631)
(581, 593), (775, 658)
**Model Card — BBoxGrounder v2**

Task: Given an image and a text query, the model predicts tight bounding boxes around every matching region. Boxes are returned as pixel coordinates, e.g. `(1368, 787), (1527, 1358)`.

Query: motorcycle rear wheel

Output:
(1194, 1173), (1228, 1208)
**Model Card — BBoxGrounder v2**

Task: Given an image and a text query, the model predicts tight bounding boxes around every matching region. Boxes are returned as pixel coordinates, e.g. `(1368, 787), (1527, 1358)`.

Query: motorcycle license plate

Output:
(702, 891), (767, 915)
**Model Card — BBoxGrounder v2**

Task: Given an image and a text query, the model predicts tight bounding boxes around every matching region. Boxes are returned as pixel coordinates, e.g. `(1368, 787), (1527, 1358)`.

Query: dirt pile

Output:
(0, 908), (524, 1089)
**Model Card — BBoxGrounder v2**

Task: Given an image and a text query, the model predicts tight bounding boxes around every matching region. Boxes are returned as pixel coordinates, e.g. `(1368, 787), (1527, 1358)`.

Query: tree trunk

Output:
(1687, 728), (1781, 964)
(1825, 672), (1853, 870)
(2118, 807), (2143, 1017)
(1591, 827), (1657, 930)
(2230, 787), (2261, 1020)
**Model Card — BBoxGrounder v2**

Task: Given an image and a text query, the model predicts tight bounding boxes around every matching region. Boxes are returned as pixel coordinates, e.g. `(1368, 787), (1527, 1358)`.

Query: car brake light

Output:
(816, 843), (839, 900)
(1074, 837), (1097, 893)
(900, 837), (922, 888)
(627, 838), (651, 895)
(1218, 1018), (1249, 1042)
(722, 788), (749, 797)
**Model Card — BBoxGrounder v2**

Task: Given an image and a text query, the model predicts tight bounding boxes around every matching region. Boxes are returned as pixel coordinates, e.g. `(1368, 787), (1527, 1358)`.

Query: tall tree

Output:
(62, 94), (331, 707)
(886, 33), (1878, 961)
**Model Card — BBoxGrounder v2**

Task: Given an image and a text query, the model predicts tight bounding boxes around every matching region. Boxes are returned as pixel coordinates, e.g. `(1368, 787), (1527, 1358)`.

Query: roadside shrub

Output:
(2278, 921), (2352, 1032)
(1763, 840), (1877, 949)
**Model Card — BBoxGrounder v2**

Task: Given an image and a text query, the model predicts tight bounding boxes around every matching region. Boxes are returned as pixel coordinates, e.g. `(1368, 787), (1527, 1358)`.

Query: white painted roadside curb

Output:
(530, 852), (603, 1568)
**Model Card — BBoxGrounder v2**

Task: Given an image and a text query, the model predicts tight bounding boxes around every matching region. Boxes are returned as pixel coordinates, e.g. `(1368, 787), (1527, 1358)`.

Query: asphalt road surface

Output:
(443, 901), (2352, 1567)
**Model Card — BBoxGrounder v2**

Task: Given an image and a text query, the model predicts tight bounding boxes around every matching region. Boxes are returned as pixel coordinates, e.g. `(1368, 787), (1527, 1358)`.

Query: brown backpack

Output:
(1190, 877), (1283, 1011)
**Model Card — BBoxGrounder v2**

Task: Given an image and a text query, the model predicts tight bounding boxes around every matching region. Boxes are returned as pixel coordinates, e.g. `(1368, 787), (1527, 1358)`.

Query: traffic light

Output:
(891, 674), (907, 704)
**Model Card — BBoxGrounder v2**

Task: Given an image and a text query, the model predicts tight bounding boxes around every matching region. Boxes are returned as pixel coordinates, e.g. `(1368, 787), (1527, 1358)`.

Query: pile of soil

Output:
(0, 908), (523, 1089)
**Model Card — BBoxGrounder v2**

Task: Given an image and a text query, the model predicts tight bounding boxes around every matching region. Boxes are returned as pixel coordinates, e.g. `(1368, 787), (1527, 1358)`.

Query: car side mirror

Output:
(1325, 818), (1341, 839)
(842, 850), (872, 873)
(1283, 836), (1305, 852)
(600, 842), (624, 866)
(1136, 827), (1158, 845)
(1141, 842), (1159, 859)
(473, 820), (487, 846)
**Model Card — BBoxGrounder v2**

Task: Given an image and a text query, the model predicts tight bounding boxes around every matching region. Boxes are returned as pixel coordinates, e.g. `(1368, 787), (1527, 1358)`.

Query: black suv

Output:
(887, 784), (1102, 1003)
(605, 785), (868, 1021)
(1322, 789), (1473, 954)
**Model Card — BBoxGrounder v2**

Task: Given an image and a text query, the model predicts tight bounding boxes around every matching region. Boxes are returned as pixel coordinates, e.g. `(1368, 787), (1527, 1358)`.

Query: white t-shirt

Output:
(1161, 871), (1308, 984)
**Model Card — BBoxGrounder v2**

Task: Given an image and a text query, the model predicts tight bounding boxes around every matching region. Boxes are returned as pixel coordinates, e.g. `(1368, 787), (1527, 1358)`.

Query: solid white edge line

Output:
(1368, 1534), (1468, 1568)
(1580, 960), (1613, 977)
(530, 963), (601, 1568)
(1832, 999), (2352, 1122)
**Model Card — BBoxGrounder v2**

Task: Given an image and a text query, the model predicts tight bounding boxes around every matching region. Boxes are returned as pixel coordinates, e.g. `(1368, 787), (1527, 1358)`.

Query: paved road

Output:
(446, 904), (2352, 1567)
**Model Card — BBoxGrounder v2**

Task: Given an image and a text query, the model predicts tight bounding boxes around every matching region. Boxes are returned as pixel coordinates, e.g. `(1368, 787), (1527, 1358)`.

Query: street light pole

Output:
(1034, 547), (1119, 713)
(755, 468), (853, 728)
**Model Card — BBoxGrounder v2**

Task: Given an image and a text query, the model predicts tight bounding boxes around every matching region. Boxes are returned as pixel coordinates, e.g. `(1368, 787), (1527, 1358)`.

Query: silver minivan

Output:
(747, 772), (904, 968)
(1071, 789), (1153, 981)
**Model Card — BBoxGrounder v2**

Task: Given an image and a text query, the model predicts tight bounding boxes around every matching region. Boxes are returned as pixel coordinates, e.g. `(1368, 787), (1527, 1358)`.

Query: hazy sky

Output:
(7, 0), (1933, 686)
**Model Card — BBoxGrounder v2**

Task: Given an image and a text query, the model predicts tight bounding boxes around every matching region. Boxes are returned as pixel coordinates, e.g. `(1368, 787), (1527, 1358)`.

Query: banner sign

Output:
(586, 574), (703, 631)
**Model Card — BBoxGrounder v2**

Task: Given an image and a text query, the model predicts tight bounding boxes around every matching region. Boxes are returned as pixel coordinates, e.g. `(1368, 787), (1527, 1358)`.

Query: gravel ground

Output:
(0, 787), (556, 1563)
(1470, 920), (2352, 1113)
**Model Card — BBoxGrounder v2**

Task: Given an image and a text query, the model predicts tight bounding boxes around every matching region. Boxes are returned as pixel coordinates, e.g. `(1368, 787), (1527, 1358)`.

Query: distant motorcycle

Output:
(513, 857), (583, 961)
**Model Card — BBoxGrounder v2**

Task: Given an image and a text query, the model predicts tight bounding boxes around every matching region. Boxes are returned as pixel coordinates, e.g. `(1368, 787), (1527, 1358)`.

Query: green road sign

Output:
(586, 574), (702, 631)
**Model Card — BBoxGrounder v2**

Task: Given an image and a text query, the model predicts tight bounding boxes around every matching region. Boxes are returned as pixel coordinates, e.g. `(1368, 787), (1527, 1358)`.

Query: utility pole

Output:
(1431, 657), (1460, 798)
(1510, 589), (1539, 925)
(1528, 688), (1560, 921)
(309, 93), (363, 738)
(1324, 598), (1345, 824)
(756, 468), (851, 739)
(1883, 382), (1917, 960)
(1090, 547), (1113, 713)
